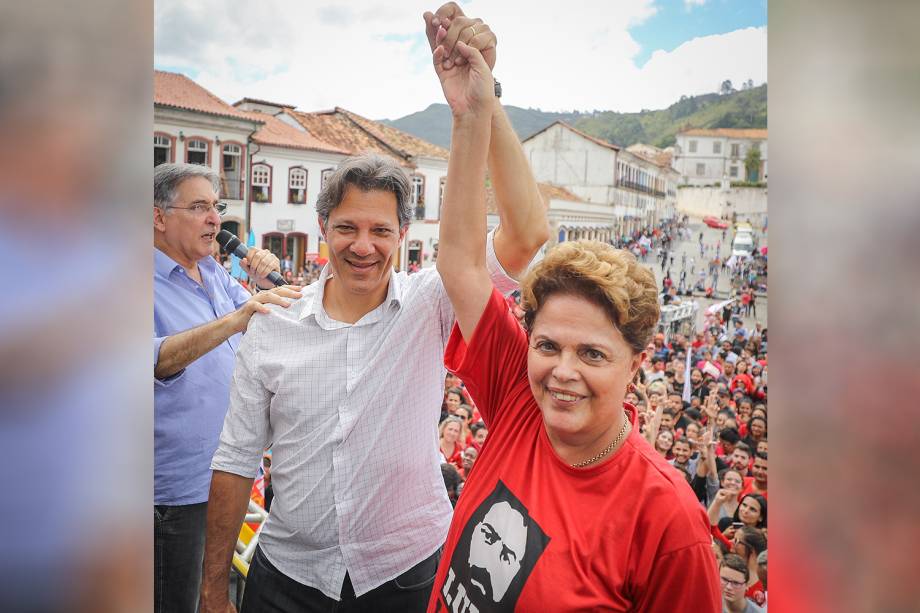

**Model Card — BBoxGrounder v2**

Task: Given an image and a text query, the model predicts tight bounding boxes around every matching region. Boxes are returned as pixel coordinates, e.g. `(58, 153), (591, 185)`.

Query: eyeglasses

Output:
(720, 576), (746, 589)
(167, 202), (228, 216)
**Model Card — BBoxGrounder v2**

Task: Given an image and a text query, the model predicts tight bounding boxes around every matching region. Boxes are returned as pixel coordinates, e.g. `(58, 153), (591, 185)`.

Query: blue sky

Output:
(631, 0), (768, 66)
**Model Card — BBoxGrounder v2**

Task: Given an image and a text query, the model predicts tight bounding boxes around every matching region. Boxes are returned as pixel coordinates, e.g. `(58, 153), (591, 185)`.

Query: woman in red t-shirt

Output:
(426, 41), (720, 611)
(438, 416), (465, 471)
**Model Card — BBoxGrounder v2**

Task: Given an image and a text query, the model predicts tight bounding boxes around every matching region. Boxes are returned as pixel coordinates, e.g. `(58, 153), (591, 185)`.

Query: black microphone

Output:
(217, 229), (286, 287)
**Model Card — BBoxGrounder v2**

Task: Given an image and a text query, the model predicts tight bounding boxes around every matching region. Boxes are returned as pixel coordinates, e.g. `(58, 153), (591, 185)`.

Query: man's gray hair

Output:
(315, 154), (412, 228)
(154, 163), (220, 210)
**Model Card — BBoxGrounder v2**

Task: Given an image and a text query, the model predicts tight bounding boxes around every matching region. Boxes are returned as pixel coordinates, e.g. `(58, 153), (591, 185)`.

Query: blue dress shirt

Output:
(154, 248), (252, 505)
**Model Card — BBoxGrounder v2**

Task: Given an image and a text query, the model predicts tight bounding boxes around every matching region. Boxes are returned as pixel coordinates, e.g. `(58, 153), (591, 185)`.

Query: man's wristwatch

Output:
(494, 78), (502, 99)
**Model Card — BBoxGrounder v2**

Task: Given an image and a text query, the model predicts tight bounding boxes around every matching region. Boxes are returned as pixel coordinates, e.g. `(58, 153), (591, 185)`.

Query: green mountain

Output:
(380, 84), (767, 150)
(380, 104), (582, 150)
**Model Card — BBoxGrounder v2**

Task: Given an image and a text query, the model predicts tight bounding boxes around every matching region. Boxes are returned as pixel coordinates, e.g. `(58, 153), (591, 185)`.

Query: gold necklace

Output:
(571, 412), (631, 468)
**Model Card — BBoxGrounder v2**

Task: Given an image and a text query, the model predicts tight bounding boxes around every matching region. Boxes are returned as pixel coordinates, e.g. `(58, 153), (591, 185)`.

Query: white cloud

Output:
(154, 0), (765, 118)
(684, 0), (707, 9)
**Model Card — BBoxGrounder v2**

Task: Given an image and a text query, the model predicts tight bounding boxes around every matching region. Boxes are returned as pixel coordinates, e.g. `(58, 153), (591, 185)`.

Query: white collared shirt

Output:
(211, 231), (517, 599)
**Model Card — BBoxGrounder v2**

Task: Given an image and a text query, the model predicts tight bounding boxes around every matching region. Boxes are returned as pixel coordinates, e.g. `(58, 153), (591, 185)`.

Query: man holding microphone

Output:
(153, 162), (300, 613)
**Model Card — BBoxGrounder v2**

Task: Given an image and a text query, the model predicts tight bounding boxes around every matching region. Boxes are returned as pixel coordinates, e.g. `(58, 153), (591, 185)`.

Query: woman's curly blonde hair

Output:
(521, 240), (660, 354)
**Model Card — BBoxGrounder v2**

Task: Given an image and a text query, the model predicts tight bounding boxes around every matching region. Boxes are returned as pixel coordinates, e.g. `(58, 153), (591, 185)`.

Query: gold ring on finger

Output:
(468, 25), (477, 36)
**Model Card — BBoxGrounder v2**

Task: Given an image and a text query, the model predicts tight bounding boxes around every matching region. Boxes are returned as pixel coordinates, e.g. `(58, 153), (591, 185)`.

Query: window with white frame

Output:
(411, 174), (425, 219)
(730, 166), (739, 177)
(688, 140), (698, 153)
(221, 144), (243, 199)
(713, 141), (722, 154)
(289, 167), (307, 204)
(251, 163), (271, 202)
(187, 139), (208, 165)
(154, 135), (171, 166)
(321, 168), (334, 191)
(731, 143), (740, 158)
(223, 144), (241, 171)
(696, 163), (706, 176)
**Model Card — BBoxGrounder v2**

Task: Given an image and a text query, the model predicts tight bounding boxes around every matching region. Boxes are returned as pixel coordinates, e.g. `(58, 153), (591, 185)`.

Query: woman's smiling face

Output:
(527, 293), (643, 448)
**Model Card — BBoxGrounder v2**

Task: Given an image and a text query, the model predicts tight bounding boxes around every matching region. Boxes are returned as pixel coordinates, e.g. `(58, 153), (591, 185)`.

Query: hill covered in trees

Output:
(381, 83), (767, 149)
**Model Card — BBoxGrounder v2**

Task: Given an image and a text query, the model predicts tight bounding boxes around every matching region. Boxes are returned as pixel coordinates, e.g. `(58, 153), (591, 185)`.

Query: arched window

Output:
(288, 167), (307, 204)
(186, 138), (209, 165)
(154, 133), (174, 166)
(251, 163), (272, 203)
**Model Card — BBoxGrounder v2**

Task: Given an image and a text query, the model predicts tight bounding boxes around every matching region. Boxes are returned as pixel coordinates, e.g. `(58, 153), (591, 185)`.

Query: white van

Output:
(732, 232), (755, 256)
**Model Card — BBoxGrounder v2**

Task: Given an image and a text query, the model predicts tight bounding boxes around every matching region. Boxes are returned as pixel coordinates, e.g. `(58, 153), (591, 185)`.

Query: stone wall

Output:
(676, 185), (768, 224)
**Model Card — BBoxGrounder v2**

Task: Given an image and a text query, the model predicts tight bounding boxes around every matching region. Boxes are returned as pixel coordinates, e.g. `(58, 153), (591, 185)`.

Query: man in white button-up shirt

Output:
(200, 9), (548, 613)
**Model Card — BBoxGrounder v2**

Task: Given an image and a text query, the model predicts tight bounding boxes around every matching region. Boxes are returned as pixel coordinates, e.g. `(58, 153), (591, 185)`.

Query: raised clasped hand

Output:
(424, 5), (496, 118)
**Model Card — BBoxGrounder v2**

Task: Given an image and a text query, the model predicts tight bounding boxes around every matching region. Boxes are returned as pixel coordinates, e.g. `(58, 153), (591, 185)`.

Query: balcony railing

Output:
(221, 178), (244, 200)
(618, 181), (666, 197)
(414, 205), (426, 220)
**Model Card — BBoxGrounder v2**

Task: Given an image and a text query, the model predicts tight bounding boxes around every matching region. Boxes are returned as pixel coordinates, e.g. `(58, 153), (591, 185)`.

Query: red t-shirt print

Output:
(429, 288), (721, 612)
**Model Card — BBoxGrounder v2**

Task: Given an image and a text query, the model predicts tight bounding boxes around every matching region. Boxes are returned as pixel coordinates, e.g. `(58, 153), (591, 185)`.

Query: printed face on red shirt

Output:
(527, 294), (642, 451)
(468, 501), (528, 602)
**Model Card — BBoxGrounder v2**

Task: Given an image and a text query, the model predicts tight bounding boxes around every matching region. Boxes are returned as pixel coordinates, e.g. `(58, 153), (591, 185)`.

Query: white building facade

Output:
(522, 122), (677, 237)
(673, 128), (768, 186)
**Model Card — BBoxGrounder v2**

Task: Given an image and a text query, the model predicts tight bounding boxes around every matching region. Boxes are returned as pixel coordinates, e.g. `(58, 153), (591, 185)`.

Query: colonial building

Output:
(672, 128), (768, 186)
(625, 143), (680, 223)
(153, 70), (450, 271)
(522, 121), (677, 235)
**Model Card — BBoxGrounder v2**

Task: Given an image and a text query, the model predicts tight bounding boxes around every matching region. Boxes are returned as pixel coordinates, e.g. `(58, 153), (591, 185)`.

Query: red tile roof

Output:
(290, 107), (448, 164)
(679, 128), (768, 140)
(524, 121), (620, 151)
(237, 109), (352, 155)
(626, 143), (674, 168)
(154, 70), (259, 122)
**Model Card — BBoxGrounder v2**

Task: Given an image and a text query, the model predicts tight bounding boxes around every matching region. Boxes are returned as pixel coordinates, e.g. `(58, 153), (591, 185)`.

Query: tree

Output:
(744, 146), (762, 182)
(720, 79), (735, 95)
